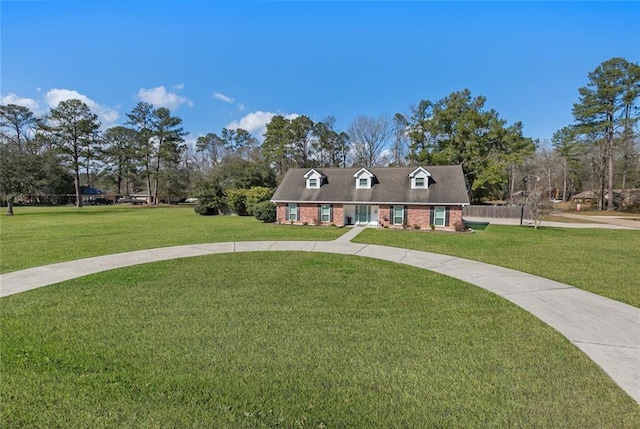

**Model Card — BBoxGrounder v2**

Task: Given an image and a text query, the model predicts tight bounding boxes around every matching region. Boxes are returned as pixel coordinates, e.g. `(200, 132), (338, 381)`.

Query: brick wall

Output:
(449, 207), (463, 230)
(276, 203), (344, 226)
(379, 205), (464, 230)
(332, 205), (344, 227)
(378, 205), (392, 228)
(406, 205), (431, 229)
(299, 204), (319, 224)
(276, 204), (287, 223)
(277, 203), (462, 230)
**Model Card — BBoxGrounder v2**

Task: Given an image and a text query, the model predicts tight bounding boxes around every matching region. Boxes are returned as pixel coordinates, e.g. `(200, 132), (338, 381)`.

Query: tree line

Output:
(512, 57), (639, 212)
(1, 57), (638, 215)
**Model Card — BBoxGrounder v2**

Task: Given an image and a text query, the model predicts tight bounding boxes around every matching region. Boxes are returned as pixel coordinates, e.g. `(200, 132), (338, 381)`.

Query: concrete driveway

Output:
(1, 226), (638, 404)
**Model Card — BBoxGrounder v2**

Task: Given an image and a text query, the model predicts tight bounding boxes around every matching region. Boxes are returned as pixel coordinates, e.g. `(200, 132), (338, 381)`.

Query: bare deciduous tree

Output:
(347, 115), (392, 167)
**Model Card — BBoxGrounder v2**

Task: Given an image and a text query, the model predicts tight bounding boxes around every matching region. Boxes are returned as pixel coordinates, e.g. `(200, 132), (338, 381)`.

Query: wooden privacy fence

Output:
(463, 205), (533, 220)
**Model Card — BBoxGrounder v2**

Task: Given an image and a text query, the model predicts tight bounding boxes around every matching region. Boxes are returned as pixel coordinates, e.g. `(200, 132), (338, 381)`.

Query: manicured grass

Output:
(354, 226), (640, 308)
(2, 253), (638, 428)
(0, 205), (345, 273)
(2, 206), (638, 306)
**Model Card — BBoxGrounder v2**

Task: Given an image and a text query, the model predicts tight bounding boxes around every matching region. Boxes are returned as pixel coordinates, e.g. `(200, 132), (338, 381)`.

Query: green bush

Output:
(192, 176), (226, 215)
(253, 201), (276, 223)
(194, 203), (217, 216)
(226, 189), (248, 216)
(245, 186), (273, 215)
(227, 187), (274, 216)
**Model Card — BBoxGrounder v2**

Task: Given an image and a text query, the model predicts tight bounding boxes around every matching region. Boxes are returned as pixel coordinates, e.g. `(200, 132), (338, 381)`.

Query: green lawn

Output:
(2, 206), (638, 307)
(354, 226), (640, 308)
(2, 253), (638, 428)
(0, 205), (345, 273)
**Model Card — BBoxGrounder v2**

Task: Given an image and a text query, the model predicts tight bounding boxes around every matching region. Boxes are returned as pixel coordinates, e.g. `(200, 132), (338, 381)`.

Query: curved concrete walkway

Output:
(1, 226), (638, 404)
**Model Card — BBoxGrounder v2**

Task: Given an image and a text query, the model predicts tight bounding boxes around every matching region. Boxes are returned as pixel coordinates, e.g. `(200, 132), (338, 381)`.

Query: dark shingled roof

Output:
(272, 166), (470, 205)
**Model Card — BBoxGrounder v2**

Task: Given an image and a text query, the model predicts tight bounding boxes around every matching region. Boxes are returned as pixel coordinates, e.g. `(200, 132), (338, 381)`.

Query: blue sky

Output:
(2, 1), (639, 146)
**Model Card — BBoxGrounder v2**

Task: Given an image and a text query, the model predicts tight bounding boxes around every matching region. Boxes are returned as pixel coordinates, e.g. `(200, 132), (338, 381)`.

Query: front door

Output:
(356, 205), (370, 224)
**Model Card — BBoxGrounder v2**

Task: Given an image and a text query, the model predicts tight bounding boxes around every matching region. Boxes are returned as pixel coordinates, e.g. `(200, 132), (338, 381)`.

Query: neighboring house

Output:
(572, 188), (640, 208)
(271, 166), (470, 230)
(79, 186), (106, 204)
(570, 190), (598, 203)
(118, 192), (148, 204)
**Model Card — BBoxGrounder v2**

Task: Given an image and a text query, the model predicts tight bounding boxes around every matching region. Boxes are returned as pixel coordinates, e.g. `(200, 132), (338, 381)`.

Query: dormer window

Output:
(409, 167), (431, 189)
(354, 167), (375, 189)
(304, 168), (324, 189)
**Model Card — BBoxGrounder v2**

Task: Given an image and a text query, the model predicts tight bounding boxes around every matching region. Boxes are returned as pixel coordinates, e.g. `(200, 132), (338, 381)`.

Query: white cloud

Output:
(226, 111), (299, 140)
(0, 93), (41, 113)
(137, 85), (193, 110)
(213, 92), (234, 103)
(44, 88), (119, 127)
(173, 83), (185, 90)
(238, 103), (246, 111)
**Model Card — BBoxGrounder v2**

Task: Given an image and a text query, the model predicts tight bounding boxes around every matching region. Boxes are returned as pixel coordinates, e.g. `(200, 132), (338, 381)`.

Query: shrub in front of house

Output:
(227, 187), (274, 216)
(226, 189), (249, 216)
(453, 219), (467, 232)
(245, 186), (273, 215)
(253, 201), (276, 223)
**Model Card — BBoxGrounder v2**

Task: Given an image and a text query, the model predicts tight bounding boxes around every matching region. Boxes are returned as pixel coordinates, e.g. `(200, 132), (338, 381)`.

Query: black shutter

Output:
(403, 206), (408, 226)
(429, 207), (434, 226)
(318, 205), (322, 222)
(330, 205), (333, 222)
(445, 207), (450, 226)
(285, 204), (290, 221)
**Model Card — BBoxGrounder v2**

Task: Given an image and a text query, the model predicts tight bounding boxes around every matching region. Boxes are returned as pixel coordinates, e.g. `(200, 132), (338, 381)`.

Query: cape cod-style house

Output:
(271, 165), (470, 230)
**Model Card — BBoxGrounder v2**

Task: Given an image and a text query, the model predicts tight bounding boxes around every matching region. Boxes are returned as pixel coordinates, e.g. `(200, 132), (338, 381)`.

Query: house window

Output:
(393, 205), (404, 225)
(409, 167), (431, 189)
(354, 167), (374, 189)
(321, 204), (331, 222)
(304, 169), (324, 189)
(434, 206), (446, 226)
(288, 203), (298, 221)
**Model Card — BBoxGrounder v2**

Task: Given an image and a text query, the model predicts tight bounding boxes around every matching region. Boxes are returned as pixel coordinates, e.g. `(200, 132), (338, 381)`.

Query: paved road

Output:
(1, 226), (638, 404)
(556, 212), (640, 229)
(463, 215), (639, 229)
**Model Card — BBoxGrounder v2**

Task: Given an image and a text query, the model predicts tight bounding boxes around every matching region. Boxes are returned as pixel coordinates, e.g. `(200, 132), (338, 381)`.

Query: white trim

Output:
(392, 205), (404, 225)
(353, 167), (375, 178)
(272, 200), (469, 206)
(287, 203), (298, 221)
(409, 166), (432, 178)
(434, 206), (446, 226)
(304, 169), (323, 189)
(353, 167), (375, 189)
(303, 168), (324, 179)
(320, 204), (331, 222)
(409, 167), (431, 189)
(307, 177), (320, 189)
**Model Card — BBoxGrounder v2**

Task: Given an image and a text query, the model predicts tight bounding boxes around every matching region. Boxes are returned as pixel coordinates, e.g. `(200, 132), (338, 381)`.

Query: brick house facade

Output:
(272, 166), (469, 230)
